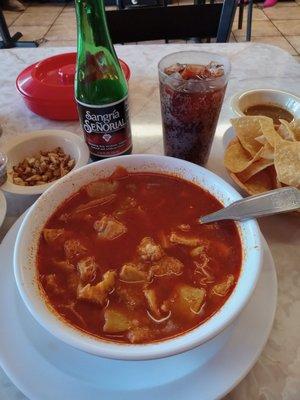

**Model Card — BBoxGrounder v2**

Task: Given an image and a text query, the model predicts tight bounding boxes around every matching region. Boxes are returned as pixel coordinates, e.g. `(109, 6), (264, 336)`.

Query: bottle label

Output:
(76, 96), (132, 158)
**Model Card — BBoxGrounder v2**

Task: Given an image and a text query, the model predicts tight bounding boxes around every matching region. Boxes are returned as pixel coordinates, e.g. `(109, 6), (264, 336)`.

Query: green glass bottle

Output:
(75, 0), (132, 160)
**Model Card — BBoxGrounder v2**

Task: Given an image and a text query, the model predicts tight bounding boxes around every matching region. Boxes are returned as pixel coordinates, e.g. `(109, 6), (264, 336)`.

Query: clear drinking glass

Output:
(158, 51), (231, 166)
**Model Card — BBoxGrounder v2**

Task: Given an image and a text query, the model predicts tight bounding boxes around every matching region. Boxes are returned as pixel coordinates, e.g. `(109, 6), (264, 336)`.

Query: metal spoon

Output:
(199, 187), (300, 224)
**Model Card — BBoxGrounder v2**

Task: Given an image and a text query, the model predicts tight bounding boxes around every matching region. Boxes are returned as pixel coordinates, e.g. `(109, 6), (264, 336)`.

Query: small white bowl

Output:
(231, 89), (300, 120)
(1, 130), (90, 195)
(14, 155), (263, 361)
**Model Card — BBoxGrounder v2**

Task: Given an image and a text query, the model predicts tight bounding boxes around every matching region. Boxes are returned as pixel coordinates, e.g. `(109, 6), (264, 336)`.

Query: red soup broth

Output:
(37, 168), (242, 344)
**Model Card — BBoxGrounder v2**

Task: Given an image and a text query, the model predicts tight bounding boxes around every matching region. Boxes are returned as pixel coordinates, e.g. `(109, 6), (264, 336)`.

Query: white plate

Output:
(1, 130), (90, 195)
(0, 213), (277, 400)
(0, 190), (6, 228)
(222, 126), (235, 150)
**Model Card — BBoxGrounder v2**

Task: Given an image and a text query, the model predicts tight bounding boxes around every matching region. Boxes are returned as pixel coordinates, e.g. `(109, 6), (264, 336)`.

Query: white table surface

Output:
(0, 43), (299, 400)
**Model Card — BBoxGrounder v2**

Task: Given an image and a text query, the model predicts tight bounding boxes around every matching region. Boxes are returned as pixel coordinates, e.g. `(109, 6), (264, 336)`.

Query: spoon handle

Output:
(200, 187), (300, 224)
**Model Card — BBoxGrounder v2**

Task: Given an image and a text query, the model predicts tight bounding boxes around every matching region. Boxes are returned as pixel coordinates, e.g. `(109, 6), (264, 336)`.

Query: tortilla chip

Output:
(290, 120), (300, 141)
(231, 117), (264, 156)
(227, 117), (300, 200)
(259, 117), (282, 147)
(255, 135), (268, 145)
(236, 158), (274, 182)
(245, 166), (275, 194)
(274, 140), (300, 187)
(230, 167), (274, 195)
(278, 119), (296, 141)
(260, 142), (274, 160)
(224, 140), (254, 173)
(268, 165), (282, 188)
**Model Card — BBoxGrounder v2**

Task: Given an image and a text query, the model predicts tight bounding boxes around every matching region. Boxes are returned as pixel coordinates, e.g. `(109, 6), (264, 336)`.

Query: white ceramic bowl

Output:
(1, 130), (90, 195)
(231, 89), (300, 120)
(14, 155), (263, 360)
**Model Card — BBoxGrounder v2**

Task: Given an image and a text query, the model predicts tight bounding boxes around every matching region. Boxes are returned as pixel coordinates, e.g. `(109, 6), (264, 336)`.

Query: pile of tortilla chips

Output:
(224, 116), (300, 196)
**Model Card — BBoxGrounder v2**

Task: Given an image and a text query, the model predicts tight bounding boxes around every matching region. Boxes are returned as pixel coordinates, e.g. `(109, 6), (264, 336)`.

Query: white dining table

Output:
(0, 43), (299, 400)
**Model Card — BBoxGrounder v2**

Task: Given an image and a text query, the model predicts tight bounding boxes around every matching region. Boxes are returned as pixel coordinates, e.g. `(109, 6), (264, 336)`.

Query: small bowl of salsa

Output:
(231, 89), (300, 126)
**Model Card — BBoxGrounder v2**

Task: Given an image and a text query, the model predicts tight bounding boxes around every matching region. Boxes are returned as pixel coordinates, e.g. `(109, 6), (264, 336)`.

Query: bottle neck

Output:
(75, 0), (127, 105)
(75, 0), (116, 58)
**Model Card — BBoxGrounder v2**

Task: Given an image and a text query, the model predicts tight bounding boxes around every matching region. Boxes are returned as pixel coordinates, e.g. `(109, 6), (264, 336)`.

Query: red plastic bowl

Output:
(16, 52), (131, 121)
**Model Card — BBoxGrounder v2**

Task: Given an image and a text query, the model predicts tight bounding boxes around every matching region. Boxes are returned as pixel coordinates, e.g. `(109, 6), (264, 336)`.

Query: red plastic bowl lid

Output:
(16, 52), (131, 102)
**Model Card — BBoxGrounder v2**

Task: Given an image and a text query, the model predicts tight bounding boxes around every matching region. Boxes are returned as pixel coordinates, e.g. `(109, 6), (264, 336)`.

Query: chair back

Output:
(106, 0), (237, 43)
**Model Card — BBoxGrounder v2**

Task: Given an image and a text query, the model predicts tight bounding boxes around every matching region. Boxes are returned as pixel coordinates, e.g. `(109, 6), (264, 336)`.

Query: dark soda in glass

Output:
(158, 51), (230, 166)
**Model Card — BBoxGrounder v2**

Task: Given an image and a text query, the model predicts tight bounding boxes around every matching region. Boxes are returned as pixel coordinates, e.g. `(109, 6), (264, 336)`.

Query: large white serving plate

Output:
(0, 213), (277, 400)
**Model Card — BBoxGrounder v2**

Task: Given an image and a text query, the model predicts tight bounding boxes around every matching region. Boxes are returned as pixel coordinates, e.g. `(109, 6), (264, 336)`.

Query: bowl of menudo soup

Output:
(14, 155), (262, 360)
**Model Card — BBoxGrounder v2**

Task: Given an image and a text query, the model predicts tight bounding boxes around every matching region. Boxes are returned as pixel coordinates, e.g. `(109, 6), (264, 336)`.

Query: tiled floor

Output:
(2, 1), (300, 63)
